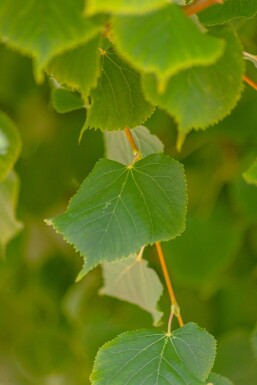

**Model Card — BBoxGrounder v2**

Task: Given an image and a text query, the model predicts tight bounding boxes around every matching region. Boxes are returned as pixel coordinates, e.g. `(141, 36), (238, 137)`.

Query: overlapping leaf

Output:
(84, 47), (155, 131)
(112, 5), (224, 89)
(142, 29), (244, 148)
(0, 0), (104, 75)
(0, 171), (23, 258)
(243, 158), (257, 187)
(85, 0), (167, 15)
(48, 34), (102, 98)
(100, 254), (163, 325)
(104, 126), (164, 165)
(207, 372), (234, 385)
(50, 86), (84, 114)
(91, 322), (216, 384)
(0, 112), (21, 182)
(199, 0), (257, 26)
(48, 153), (187, 273)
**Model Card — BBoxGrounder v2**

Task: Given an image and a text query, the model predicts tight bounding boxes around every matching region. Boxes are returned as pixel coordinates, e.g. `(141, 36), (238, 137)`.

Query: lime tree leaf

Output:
(84, 47), (155, 132)
(50, 86), (84, 114)
(243, 158), (257, 187)
(112, 5), (224, 89)
(104, 126), (164, 165)
(0, 112), (21, 182)
(199, 0), (257, 26)
(0, 171), (23, 258)
(0, 0), (104, 73)
(207, 372), (234, 385)
(47, 34), (101, 98)
(86, 0), (168, 15)
(142, 29), (244, 148)
(251, 325), (257, 361)
(90, 322), (216, 384)
(100, 253), (163, 325)
(47, 153), (187, 273)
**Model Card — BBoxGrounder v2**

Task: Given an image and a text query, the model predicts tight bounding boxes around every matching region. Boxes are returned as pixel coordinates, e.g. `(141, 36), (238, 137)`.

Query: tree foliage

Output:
(0, 0), (257, 384)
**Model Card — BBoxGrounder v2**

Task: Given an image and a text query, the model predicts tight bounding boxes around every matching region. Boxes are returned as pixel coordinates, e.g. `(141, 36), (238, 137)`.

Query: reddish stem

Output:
(184, 0), (223, 17)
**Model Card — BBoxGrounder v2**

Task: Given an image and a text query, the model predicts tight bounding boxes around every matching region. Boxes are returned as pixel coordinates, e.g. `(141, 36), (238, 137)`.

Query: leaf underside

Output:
(104, 126), (164, 165)
(100, 254), (163, 325)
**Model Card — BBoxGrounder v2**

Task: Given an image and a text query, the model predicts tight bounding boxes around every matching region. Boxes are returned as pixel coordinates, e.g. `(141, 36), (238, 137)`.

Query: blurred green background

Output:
(0, 16), (257, 385)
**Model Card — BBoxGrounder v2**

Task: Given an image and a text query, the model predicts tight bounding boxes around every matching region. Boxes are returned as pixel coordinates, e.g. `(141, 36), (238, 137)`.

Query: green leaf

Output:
(83, 47), (155, 132)
(86, 0), (168, 15)
(90, 322), (216, 384)
(112, 5), (225, 89)
(243, 158), (257, 187)
(48, 153), (187, 273)
(47, 34), (102, 98)
(199, 0), (257, 26)
(50, 86), (84, 114)
(207, 372), (234, 385)
(100, 253), (163, 325)
(0, 0), (104, 74)
(0, 171), (23, 258)
(104, 126), (164, 165)
(0, 112), (21, 182)
(142, 29), (244, 147)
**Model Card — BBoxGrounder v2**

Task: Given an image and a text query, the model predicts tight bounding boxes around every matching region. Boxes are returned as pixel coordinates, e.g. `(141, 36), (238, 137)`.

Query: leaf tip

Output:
(44, 218), (53, 226)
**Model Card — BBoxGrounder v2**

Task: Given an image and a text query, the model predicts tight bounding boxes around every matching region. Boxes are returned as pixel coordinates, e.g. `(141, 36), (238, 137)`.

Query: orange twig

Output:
(124, 127), (184, 328)
(184, 0), (223, 17)
(124, 127), (141, 162)
(243, 75), (257, 91)
(155, 242), (184, 327)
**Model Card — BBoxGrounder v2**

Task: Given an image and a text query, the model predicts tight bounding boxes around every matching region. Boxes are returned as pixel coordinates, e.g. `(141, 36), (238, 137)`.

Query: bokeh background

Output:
(0, 14), (257, 385)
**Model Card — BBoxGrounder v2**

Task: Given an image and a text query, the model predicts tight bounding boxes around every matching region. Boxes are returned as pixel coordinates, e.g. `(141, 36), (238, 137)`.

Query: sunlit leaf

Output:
(86, 0), (167, 15)
(142, 29), (244, 148)
(0, 0), (104, 74)
(113, 5), (224, 89)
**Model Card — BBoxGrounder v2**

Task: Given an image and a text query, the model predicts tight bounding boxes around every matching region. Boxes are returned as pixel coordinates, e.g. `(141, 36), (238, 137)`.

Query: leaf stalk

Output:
(184, 0), (224, 17)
